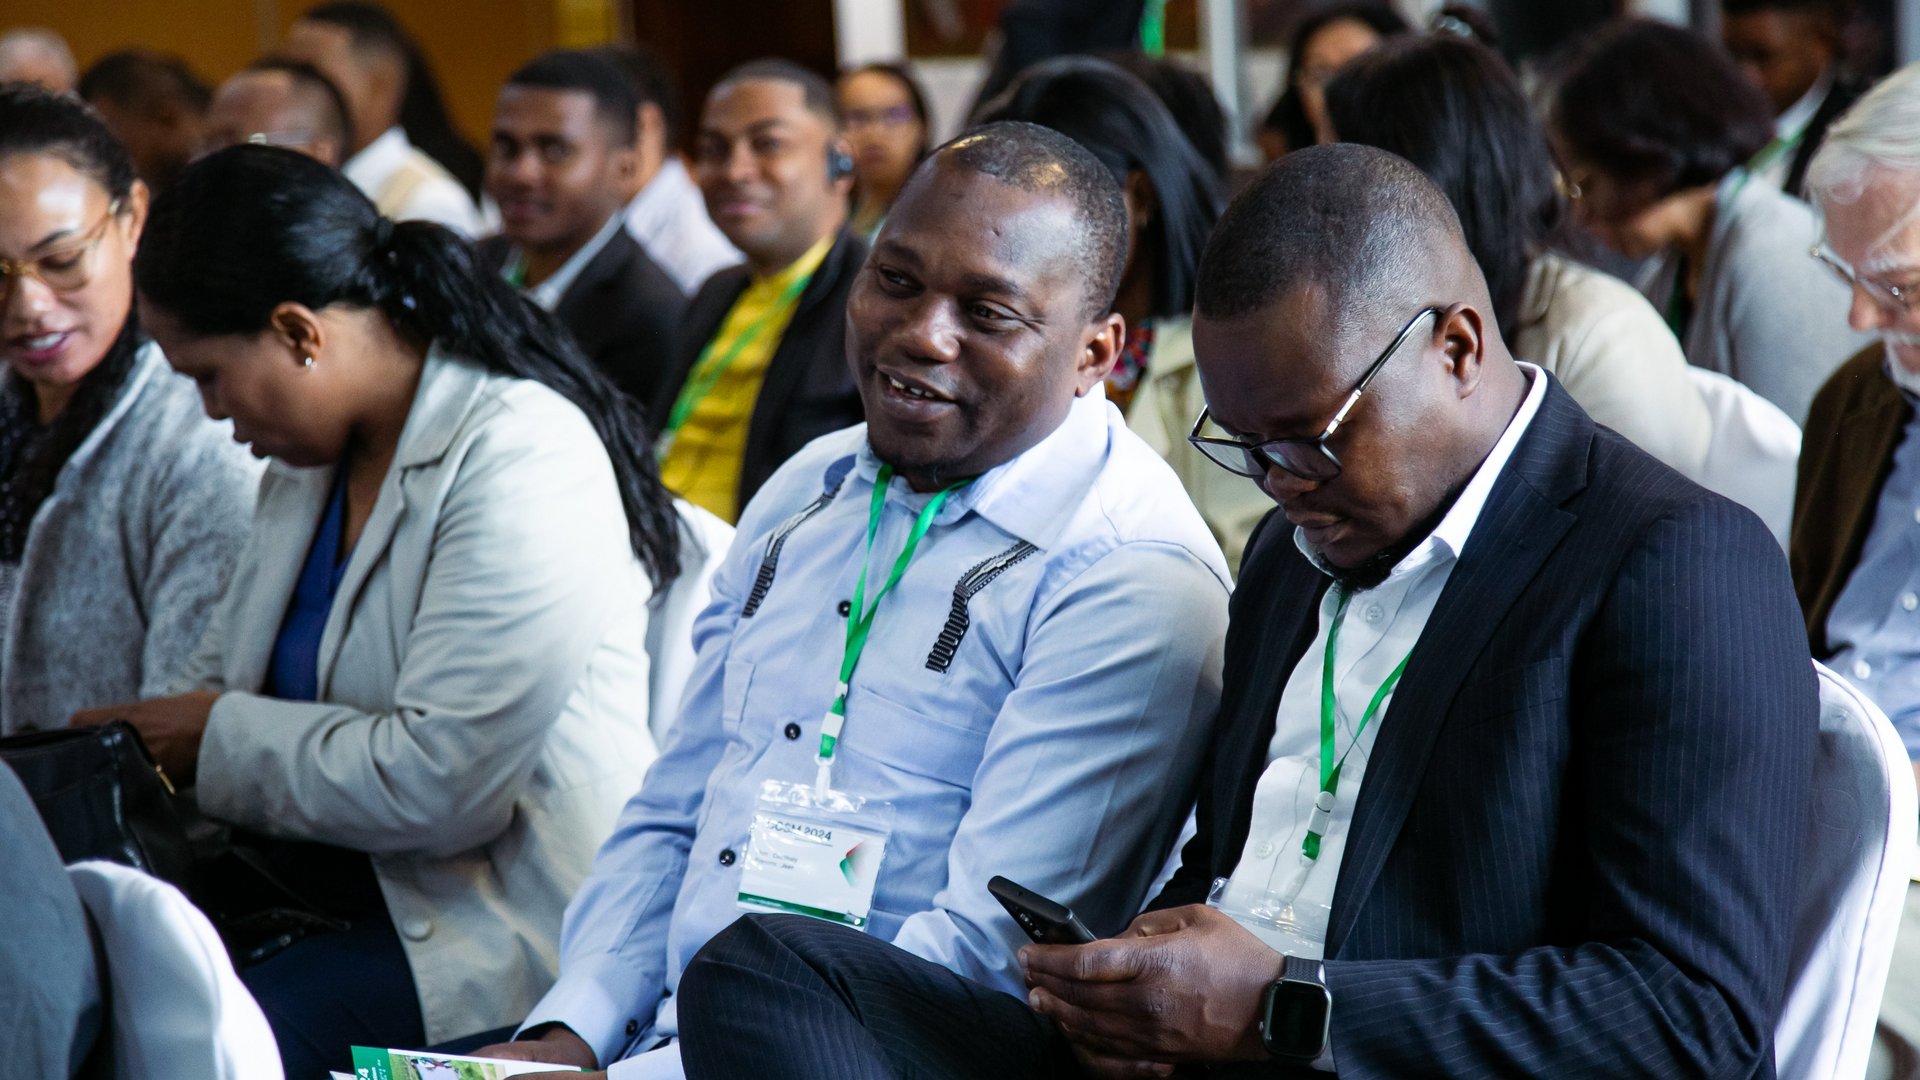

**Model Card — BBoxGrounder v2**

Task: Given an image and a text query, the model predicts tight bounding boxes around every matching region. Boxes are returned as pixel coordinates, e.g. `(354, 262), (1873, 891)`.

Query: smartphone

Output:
(989, 875), (1096, 945)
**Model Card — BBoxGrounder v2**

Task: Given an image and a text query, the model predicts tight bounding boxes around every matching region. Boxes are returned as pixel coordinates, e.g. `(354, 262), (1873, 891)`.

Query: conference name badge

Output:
(737, 779), (893, 929)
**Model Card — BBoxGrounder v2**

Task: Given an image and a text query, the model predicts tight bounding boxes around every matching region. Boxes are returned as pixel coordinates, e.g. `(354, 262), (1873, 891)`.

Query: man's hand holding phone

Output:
(1018, 902), (1286, 1079)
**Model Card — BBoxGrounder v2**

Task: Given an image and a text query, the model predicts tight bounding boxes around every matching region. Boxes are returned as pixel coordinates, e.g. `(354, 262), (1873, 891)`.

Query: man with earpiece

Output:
(647, 59), (868, 524)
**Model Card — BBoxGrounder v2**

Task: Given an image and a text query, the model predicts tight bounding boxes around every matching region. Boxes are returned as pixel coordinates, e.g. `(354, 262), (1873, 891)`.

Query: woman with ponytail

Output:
(92, 144), (681, 1073)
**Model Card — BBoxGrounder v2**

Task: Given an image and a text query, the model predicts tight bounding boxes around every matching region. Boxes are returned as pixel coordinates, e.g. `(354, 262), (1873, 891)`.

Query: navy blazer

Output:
(479, 228), (685, 409)
(651, 230), (869, 514)
(1154, 377), (1818, 1077)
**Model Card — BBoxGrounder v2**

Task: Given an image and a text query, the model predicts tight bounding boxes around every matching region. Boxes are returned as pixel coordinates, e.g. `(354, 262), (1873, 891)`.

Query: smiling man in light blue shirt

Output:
(473, 121), (1231, 1078)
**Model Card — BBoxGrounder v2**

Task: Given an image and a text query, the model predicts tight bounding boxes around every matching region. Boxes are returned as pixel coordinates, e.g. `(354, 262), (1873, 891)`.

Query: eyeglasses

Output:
(1812, 243), (1920, 313)
(843, 104), (918, 131)
(0, 200), (123, 296)
(1188, 306), (1442, 483)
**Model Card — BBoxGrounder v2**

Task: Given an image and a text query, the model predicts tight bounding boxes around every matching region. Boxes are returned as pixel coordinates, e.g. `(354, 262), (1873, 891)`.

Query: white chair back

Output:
(65, 860), (282, 1080)
(1774, 663), (1918, 1079)
(645, 499), (734, 743)
(1682, 367), (1800, 549)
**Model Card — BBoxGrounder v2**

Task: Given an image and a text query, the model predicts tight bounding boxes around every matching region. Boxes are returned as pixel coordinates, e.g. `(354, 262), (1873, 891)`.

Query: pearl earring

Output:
(301, 355), (315, 370)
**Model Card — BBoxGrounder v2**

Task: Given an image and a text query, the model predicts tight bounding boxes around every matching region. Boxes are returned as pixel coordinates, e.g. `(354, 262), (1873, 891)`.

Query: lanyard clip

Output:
(814, 696), (847, 797)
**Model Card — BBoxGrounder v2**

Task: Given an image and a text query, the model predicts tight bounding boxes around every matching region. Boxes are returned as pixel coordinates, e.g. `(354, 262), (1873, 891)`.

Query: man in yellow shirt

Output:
(652, 59), (866, 522)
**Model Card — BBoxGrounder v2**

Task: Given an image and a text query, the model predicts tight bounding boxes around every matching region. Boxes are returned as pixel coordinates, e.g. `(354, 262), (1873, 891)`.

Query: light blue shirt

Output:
(523, 388), (1231, 1064)
(1827, 400), (1920, 759)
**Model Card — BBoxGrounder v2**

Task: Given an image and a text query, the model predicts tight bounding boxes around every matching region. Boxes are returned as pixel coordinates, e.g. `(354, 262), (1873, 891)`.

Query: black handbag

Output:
(0, 719), (195, 884)
(0, 720), (350, 966)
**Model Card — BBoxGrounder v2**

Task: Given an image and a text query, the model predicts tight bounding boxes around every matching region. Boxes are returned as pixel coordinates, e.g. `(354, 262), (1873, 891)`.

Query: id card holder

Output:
(736, 779), (895, 930)
(1206, 875), (1332, 960)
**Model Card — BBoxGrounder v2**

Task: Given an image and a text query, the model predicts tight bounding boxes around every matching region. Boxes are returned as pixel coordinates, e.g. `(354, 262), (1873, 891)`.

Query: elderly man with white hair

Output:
(0, 28), (77, 92)
(1790, 60), (1920, 1078)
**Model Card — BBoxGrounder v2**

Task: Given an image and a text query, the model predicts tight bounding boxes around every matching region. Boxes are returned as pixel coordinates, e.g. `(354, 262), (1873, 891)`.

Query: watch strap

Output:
(1281, 954), (1326, 986)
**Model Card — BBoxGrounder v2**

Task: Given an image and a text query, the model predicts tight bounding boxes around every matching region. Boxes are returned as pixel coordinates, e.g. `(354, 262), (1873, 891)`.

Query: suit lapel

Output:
(1325, 381), (1589, 956)
(748, 232), (848, 440)
(226, 465), (333, 692)
(314, 355), (490, 692)
(1216, 546), (1328, 876)
(552, 228), (633, 331)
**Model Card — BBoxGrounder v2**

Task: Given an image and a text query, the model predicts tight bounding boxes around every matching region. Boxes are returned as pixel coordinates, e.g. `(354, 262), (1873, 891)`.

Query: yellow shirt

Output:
(659, 237), (833, 522)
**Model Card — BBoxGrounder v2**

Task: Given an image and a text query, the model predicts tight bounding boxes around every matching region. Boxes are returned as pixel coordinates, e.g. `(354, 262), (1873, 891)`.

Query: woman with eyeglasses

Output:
(0, 85), (258, 735)
(94, 142), (680, 1075)
(836, 63), (930, 242)
(1549, 18), (1869, 424)
(1325, 30), (1713, 477)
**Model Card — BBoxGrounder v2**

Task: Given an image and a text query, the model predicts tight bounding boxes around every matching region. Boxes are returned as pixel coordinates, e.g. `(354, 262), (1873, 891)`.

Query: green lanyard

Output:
(1745, 128), (1805, 183)
(657, 271), (813, 456)
(1302, 587), (1412, 862)
(502, 252), (528, 289)
(814, 463), (968, 793)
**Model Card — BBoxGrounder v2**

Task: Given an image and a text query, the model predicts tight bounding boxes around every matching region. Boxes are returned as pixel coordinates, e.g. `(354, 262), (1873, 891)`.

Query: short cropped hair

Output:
(930, 120), (1130, 320)
(713, 58), (839, 129)
(506, 49), (640, 146)
(977, 55), (1222, 321)
(245, 57), (354, 152)
(1195, 143), (1467, 335)
(591, 45), (680, 144)
(1549, 18), (1773, 198)
(1808, 60), (1920, 207)
(1327, 33), (1560, 334)
(78, 50), (211, 115)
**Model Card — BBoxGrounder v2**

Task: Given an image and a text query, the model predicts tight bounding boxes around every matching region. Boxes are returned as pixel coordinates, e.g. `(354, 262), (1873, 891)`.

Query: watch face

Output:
(1266, 980), (1332, 1057)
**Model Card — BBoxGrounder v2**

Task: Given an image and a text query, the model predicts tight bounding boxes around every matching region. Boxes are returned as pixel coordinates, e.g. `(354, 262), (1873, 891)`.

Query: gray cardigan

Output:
(0, 342), (261, 733)
(1639, 171), (1872, 425)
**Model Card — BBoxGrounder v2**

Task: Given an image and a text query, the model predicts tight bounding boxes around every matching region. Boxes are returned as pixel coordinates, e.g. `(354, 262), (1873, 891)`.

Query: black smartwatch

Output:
(1260, 954), (1332, 1062)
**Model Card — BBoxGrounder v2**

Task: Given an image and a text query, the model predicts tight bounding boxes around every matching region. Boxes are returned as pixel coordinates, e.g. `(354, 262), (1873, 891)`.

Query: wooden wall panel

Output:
(2, 0), (562, 146)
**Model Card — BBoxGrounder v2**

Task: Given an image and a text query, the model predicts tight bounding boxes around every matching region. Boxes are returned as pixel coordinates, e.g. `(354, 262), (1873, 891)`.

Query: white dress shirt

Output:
(1755, 71), (1832, 192)
(515, 212), (626, 312)
(623, 157), (741, 295)
(1220, 363), (1548, 952)
(343, 126), (482, 237)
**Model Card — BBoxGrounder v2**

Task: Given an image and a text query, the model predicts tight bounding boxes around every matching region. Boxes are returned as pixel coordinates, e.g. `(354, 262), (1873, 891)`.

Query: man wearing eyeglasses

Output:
(676, 143), (1817, 1078)
(1791, 64), (1920, 1076)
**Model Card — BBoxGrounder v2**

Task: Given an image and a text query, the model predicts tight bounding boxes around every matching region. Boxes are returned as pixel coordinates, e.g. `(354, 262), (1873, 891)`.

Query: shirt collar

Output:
(1294, 361), (1549, 583)
(1776, 69), (1835, 141)
(753, 232), (835, 289)
(342, 126), (411, 191)
(519, 211), (625, 311)
(850, 385), (1114, 549)
(627, 156), (692, 232)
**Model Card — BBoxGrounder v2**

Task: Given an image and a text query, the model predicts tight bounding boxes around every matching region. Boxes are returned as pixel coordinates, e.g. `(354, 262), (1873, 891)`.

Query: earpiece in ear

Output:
(828, 146), (855, 183)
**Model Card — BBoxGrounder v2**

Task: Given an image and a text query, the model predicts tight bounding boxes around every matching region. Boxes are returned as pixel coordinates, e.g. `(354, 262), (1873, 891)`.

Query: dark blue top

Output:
(264, 473), (352, 702)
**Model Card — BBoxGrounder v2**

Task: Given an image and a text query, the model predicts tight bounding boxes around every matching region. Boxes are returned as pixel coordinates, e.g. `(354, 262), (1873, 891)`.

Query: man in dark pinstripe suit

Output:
(674, 144), (1819, 1079)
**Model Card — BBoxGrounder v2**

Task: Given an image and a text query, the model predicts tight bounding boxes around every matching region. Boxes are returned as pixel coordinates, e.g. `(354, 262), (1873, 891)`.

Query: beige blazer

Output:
(182, 353), (657, 1042)
(1513, 252), (1713, 477)
(1128, 317), (1271, 575)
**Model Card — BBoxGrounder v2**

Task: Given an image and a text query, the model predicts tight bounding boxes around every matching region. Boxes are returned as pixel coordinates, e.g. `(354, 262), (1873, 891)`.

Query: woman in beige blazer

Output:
(80, 146), (683, 1076)
(1327, 31), (1714, 477)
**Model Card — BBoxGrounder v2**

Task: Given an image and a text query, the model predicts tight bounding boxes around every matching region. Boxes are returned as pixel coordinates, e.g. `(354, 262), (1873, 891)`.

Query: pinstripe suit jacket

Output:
(1154, 379), (1818, 1078)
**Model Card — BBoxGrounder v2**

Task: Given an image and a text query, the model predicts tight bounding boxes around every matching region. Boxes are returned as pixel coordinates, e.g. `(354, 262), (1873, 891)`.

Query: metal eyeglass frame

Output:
(1187, 306), (1443, 483)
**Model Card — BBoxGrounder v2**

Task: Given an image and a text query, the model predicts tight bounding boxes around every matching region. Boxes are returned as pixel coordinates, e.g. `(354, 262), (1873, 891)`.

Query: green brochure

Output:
(347, 1046), (584, 1079)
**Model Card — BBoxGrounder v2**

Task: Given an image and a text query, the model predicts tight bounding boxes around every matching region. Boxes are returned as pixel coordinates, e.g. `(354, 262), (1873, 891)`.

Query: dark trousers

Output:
(678, 913), (1083, 1079)
(240, 904), (425, 1080)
